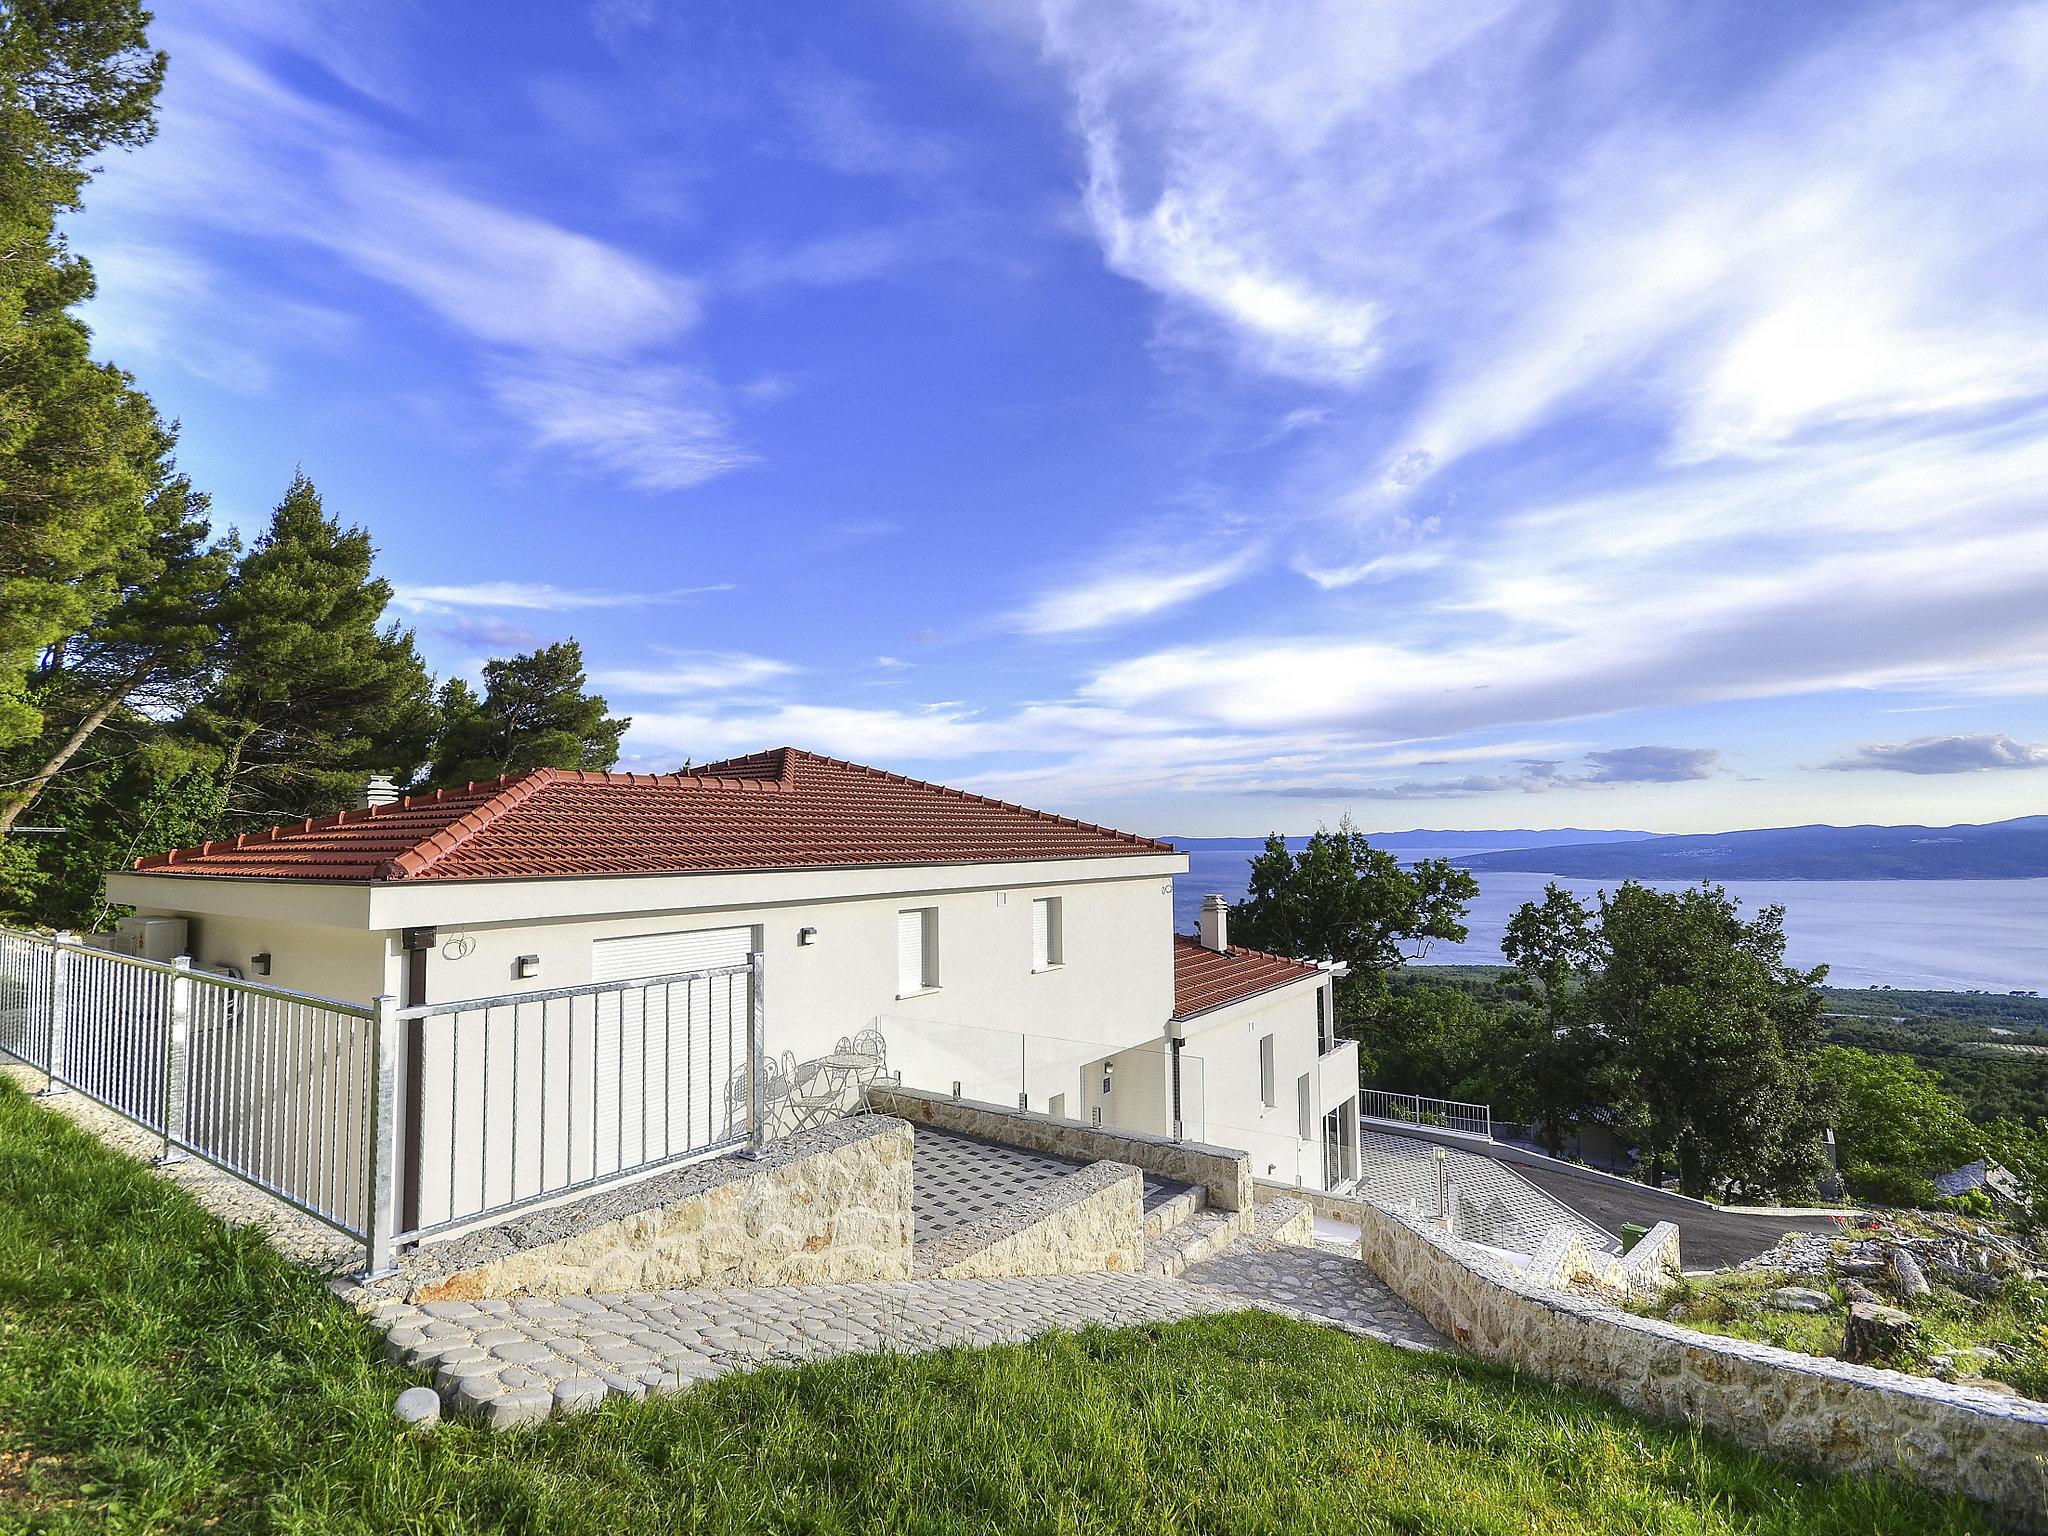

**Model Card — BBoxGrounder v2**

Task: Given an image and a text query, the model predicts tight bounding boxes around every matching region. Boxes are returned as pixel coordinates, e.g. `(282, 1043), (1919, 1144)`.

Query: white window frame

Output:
(897, 907), (938, 997)
(1031, 895), (1064, 972)
(1259, 1033), (1276, 1108)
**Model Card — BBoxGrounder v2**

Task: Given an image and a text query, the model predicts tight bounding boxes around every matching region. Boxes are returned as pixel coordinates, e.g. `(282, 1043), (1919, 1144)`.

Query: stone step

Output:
(1143, 1205), (1252, 1278)
(1144, 1183), (1207, 1242)
(1250, 1196), (1315, 1247)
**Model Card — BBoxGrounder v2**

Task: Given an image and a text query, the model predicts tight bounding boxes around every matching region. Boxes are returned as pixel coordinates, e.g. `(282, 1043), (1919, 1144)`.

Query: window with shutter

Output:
(1259, 1034), (1276, 1107)
(1031, 896), (1063, 970)
(1297, 1073), (1312, 1139)
(897, 908), (935, 994)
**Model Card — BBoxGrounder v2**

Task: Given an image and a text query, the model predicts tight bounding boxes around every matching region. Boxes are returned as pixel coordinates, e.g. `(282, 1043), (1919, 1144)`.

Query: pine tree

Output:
(0, 425), (231, 834)
(430, 640), (628, 787)
(0, 0), (168, 751)
(187, 473), (437, 825)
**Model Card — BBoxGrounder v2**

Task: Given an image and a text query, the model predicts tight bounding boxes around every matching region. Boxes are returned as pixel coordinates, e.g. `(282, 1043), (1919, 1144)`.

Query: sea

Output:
(1171, 847), (2048, 994)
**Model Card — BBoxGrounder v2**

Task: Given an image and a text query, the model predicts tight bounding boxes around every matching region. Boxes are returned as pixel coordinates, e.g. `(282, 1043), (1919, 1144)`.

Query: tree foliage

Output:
(430, 640), (627, 788)
(181, 474), (437, 826)
(1815, 1044), (1981, 1204)
(1232, 820), (1477, 986)
(0, 0), (167, 751)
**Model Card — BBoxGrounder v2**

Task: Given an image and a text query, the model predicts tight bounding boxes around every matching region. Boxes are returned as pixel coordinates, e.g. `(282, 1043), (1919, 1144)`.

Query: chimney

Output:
(361, 774), (399, 810)
(1198, 893), (1230, 954)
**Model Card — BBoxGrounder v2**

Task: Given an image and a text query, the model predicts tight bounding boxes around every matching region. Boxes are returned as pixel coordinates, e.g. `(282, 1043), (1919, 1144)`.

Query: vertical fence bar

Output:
(159, 957), (192, 1165)
(41, 933), (71, 1095)
(361, 994), (399, 1279)
(745, 951), (766, 1156)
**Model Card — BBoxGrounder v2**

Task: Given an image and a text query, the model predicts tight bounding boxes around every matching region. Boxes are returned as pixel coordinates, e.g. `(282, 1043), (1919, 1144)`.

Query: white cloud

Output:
(594, 651), (798, 695)
(393, 582), (731, 615)
(1012, 548), (1261, 635)
(1825, 734), (2048, 775)
(73, 19), (749, 493)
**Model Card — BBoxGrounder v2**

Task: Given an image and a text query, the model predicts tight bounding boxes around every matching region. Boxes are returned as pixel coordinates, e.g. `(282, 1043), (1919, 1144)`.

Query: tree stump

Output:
(1842, 1301), (1915, 1365)
(1888, 1247), (1932, 1301)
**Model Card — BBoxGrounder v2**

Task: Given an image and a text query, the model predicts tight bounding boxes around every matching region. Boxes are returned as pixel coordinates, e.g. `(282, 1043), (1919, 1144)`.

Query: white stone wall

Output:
(1351, 1196), (2048, 1528)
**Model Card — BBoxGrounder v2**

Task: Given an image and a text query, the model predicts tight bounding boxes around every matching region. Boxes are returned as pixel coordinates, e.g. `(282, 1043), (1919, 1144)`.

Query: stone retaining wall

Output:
(871, 1086), (1252, 1211)
(1352, 1196), (2048, 1528)
(918, 1161), (1144, 1279)
(404, 1117), (913, 1302)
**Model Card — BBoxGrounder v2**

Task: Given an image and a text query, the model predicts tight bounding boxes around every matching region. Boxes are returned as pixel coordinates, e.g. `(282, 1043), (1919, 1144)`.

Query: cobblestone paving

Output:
(1, 1064), (361, 1276)
(372, 1273), (1257, 1426)
(1182, 1239), (1453, 1352)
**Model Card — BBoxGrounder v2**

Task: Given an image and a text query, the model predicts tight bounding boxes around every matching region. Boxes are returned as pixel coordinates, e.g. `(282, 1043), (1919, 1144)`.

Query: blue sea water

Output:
(1172, 847), (2048, 993)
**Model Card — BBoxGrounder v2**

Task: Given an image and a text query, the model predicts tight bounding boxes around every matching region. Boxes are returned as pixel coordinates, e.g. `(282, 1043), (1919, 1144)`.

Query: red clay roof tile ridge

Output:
(693, 747), (1173, 853)
(129, 775), (519, 870)
(374, 768), (567, 881)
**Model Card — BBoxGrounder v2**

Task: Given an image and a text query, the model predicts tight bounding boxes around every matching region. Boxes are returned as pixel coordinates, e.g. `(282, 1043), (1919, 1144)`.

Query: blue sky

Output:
(67, 0), (2048, 836)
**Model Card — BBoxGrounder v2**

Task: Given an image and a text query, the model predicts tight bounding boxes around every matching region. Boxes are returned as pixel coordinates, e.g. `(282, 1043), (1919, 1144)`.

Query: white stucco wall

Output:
(1177, 975), (1352, 1189)
(115, 901), (392, 1006)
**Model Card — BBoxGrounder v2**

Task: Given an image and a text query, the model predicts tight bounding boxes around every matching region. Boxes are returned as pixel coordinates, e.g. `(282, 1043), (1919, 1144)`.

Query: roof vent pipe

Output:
(361, 774), (399, 809)
(1198, 893), (1230, 954)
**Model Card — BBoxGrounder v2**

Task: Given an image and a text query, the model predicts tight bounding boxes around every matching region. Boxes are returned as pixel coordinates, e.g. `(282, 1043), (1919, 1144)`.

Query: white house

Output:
(104, 748), (1362, 1203)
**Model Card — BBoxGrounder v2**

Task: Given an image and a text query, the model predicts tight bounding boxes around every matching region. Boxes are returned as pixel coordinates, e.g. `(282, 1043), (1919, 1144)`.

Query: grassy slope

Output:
(0, 1080), (1998, 1536)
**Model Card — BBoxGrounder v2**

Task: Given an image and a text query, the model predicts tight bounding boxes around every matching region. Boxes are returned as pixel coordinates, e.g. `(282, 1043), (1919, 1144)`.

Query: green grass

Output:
(1634, 1266), (2048, 1403)
(0, 1079), (2004, 1535)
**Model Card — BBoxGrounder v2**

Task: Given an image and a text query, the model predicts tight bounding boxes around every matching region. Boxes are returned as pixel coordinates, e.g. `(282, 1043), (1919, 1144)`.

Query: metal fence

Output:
(395, 958), (764, 1242)
(1347, 1127), (1617, 1256)
(0, 927), (767, 1274)
(0, 927), (396, 1269)
(1358, 1087), (1492, 1140)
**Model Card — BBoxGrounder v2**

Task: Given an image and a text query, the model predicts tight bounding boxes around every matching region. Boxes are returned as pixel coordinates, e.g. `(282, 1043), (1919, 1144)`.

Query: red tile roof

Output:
(1171, 932), (1322, 1021)
(127, 748), (1174, 883)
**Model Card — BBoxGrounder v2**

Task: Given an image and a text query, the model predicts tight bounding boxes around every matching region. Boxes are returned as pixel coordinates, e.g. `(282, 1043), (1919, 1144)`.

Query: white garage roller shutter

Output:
(591, 926), (753, 982)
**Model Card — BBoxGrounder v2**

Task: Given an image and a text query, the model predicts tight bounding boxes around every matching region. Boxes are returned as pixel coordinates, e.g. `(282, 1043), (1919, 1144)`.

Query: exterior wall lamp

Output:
(250, 952), (271, 977)
(798, 927), (818, 945)
(515, 954), (540, 979)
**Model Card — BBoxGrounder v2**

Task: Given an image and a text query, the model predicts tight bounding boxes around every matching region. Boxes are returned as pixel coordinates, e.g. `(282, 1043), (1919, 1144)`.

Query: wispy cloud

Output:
(1824, 733), (2048, 775)
(393, 581), (731, 615)
(1012, 548), (1261, 635)
(593, 650), (798, 695)
(79, 17), (752, 493)
(434, 615), (551, 654)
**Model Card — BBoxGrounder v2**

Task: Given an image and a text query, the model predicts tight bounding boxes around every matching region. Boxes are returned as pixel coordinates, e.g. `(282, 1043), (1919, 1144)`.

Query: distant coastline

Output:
(1165, 815), (2048, 882)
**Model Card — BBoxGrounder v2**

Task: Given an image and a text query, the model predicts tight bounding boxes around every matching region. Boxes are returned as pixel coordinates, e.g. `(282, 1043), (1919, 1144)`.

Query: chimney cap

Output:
(1197, 892), (1230, 954)
(361, 773), (400, 809)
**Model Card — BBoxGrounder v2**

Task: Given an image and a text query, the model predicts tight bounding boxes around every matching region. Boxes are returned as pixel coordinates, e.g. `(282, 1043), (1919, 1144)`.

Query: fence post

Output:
(360, 994), (400, 1280)
(744, 952), (766, 1157)
(40, 932), (71, 1095)
(158, 957), (193, 1165)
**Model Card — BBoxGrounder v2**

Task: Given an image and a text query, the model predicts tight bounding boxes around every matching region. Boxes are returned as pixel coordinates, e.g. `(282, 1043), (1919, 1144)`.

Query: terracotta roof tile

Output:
(1171, 932), (1322, 1020)
(129, 748), (1174, 883)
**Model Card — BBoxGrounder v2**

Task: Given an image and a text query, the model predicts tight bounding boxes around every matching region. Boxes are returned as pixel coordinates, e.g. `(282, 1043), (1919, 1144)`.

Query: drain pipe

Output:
(1169, 1035), (1185, 1142)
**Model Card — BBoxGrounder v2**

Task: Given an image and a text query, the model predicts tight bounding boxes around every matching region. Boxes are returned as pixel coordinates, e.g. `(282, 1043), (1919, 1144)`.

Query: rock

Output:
(1840, 1277), (1882, 1306)
(393, 1386), (442, 1428)
(1767, 1286), (1833, 1314)
(1887, 1247), (1932, 1301)
(1957, 1376), (2023, 1398)
(1838, 1258), (1885, 1276)
(1841, 1301), (1916, 1365)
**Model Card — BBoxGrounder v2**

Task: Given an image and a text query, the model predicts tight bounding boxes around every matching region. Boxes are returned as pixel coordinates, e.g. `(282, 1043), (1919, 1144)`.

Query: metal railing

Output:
(1358, 1087), (1492, 1140)
(1346, 1127), (1617, 1256)
(395, 956), (764, 1242)
(0, 927), (397, 1271)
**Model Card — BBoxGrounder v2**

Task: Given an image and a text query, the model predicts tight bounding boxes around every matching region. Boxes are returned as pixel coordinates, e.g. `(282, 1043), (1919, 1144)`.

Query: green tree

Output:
(1984, 1116), (2048, 1235)
(1815, 1045), (1982, 1205)
(1499, 884), (1616, 1153)
(0, 427), (229, 834)
(1589, 882), (1832, 1201)
(1232, 820), (1477, 985)
(429, 640), (627, 787)
(0, 0), (167, 751)
(186, 473), (437, 825)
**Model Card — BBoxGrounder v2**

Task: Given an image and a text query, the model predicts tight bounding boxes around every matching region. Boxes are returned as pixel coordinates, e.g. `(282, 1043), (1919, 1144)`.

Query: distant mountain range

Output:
(1453, 816), (2048, 881)
(1166, 829), (1655, 853)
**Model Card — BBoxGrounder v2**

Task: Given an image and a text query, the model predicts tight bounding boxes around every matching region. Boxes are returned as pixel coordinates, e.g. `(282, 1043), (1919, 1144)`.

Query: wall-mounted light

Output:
(515, 954), (540, 979)
(250, 952), (271, 977)
(797, 926), (818, 946)
(1101, 1060), (1115, 1096)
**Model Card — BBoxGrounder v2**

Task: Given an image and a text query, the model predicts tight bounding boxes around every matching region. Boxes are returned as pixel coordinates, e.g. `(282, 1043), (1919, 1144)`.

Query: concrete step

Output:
(1143, 1205), (1252, 1278)
(1144, 1183), (1207, 1242)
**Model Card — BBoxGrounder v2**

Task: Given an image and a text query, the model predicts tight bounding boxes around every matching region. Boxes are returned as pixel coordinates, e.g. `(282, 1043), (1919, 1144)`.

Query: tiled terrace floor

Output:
(910, 1126), (1193, 1237)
